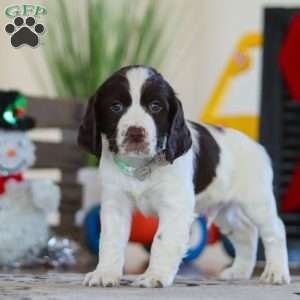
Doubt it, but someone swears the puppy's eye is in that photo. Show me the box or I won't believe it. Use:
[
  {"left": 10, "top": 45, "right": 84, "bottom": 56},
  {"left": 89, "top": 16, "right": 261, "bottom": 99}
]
[
  {"left": 148, "top": 101, "right": 162, "bottom": 114},
  {"left": 110, "top": 101, "right": 124, "bottom": 113}
]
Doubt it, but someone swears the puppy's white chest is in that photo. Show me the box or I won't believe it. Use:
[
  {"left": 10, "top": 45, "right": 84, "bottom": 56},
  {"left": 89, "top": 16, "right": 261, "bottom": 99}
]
[{"left": 132, "top": 190, "right": 158, "bottom": 216}]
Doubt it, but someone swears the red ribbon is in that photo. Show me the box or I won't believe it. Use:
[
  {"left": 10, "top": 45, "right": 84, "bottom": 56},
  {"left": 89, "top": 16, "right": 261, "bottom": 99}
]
[{"left": 0, "top": 173, "right": 23, "bottom": 195}]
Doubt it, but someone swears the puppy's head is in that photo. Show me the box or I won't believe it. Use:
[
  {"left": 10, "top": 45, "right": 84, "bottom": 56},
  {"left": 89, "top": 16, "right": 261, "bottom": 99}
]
[{"left": 78, "top": 65, "right": 192, "bottom": 163}]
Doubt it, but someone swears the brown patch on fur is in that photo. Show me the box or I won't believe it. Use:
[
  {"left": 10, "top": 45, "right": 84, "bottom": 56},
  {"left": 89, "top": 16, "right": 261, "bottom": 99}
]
[
  {"left": 78, "top": 65, "right": 192, "bottom": 162},
  {"left": 190, "top": 122, "right": 220, "bottom": 194}
]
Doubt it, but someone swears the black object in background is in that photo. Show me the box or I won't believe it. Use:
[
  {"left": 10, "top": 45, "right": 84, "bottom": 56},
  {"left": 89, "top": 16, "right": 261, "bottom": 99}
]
[{"left": 260, "top": 7, "right": 300, "bottom": 261}]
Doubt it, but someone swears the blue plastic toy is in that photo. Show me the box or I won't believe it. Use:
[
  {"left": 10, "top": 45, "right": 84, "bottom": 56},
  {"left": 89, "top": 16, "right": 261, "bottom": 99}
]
[{"left": 84, "top": 205, "right": 208, "bottom": 262}]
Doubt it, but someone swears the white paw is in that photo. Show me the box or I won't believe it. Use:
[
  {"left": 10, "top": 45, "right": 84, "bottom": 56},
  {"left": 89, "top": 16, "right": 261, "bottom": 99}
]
[
  {"left": 83, "top": 271, "right": 120, "bottom": 287},
  {"left": 131, "top": 273, "right": 173, "bottom": 288},
  {"left": 219, "top": 265, "right": 251, "bottom": 280},
  {"left": 260, "top": 263, "right": 290, "bottom": 285}
]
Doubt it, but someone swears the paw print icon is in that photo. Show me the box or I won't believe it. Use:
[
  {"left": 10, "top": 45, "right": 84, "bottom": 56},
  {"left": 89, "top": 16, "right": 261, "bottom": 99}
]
[{"left": 5, "top": 16, "right": 44, "bottom": 48}]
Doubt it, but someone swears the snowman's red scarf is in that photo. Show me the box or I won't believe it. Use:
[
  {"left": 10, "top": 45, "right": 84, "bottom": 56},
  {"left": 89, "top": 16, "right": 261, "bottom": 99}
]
[{"left": 0, "top": 173, "right": 23, "bottom": 195}]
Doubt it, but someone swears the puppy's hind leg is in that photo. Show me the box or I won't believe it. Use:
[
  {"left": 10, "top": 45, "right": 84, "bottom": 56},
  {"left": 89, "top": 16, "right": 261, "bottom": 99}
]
[
  {"left": 215, "top": 204, "right": 258, "bottom": 280},
  {"left": 242, "top": 190, "right": 290, "bottom": 285}
]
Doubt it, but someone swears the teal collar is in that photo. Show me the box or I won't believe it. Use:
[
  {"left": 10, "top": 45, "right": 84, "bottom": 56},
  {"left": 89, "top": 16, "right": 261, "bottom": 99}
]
[
  {"left": 113, "top": 152, "right": 168, "bottom": 181},
  {"left": 113, "top": 137, "right": 168, "bottom": 181}
]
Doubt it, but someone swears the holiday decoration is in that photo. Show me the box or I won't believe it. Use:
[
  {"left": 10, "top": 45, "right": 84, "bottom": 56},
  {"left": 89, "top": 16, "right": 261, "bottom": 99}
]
[
  {"left": 10, "top": 236, "right": 79, "bottom": 269},
  {"left": 279, "top": 15, "right": 300, "bottom": 102},
  {"left": 0, "top": 91, "right": 61, "bottom": 266}
]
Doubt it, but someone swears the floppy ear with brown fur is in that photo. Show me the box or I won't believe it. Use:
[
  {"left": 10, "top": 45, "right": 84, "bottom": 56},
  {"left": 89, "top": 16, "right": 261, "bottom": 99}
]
[
  {"left": 165, "top": 97, "right": 192, "bottom": 163},
  {"left": 78, "top": 96, "right": 102, "bottom": 159}
]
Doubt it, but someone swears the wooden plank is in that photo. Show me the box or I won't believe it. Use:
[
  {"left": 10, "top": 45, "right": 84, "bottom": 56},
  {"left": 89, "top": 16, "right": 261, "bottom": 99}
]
[
  {"left": 52, "top": 225, "right": 83, "bottom": 242},
  {"left": 62, "top": 129, "right": 79, "bottom": 144},
  {"left": 59, "top": 184, "right": 82, "bottom": 211},
  {"left": 60, "top": 203, "right": 81, "bottom": 212},
  {"left": 59, "top": 183, "right": 82, "bottom": 205},
  {"left": 27, "top": 96, "right": 86, "bottom": 129},
  {"left": 34, "top": 142, "right": 87, "bottom": 170},
  {"left": 58, "top": 213, "right": 76, "bottom": 227},
  {"left": 62, "top": 172, "right": 81, "bottom": 184},
  {"left": 24, "top": 97, "right": 87, "bottom": 244},
  {"left": 59, "top": 199, "right": 82, "bottom": 211}
]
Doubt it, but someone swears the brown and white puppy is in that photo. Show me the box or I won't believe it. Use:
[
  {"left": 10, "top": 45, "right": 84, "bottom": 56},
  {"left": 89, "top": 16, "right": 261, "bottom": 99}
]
[{"left": 78, "top": 65, "right": 290, "bottom": 287}]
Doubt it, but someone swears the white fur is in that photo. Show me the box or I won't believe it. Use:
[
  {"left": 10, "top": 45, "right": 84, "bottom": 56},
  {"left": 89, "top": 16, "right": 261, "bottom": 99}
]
[
  {"left": 0, "top": 131, "right": 60, "bottom": 265},
  {"left": 84, "top": 67, "right": 290, "bottom": 288},
  {"left": 194, "top": 126, "right": 290, "bottom": 285},
  {"left": 117, "top": 68, "right": 157, "bottom": 158}
]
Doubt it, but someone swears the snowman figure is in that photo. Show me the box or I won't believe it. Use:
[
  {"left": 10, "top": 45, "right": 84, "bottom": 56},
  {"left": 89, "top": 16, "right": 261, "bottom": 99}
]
[{"left": 0, "top": 91, "right": 60, "bottom": 266}]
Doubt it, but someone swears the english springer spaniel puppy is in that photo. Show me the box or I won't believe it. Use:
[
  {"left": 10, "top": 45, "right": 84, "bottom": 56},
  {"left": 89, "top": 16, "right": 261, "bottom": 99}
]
[{"left": 78, "top": 65, "right": 290, "bottom": 288}]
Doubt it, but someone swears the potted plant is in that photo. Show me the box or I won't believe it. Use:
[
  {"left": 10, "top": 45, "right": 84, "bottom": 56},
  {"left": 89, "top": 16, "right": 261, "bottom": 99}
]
[{"left": 33, "top": 0, "right": 171, "bottom": 220}]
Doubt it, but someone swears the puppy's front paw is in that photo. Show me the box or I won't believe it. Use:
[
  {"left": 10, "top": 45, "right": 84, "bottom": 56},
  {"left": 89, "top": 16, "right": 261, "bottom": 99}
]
[
  {"left": 219, "top": 265, "right": 252, "bottom": 280},
  {"left": 131, "top": 273, "right": 173, "bottom": 288},
  {"left": 260, "top": 263, "right": 290, "bottom": 285},
  {"left": 83, "top": 271, "right": 120, "bottom": 287}
]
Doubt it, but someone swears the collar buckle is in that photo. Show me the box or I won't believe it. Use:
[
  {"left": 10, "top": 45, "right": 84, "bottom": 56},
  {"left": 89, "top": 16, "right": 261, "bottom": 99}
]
[{"left": 134, "top": 166, "right": 152, "bottom": 181}]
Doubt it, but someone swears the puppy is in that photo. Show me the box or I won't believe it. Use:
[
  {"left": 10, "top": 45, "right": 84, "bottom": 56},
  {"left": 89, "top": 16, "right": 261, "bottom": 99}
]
[{"left": 78, "top": 65, "right": 290, "bottom": 287}]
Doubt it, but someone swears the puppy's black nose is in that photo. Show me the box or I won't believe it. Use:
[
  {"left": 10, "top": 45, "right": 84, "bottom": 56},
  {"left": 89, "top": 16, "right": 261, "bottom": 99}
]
[{"left": 126, "top": 126, "right": 146, "bottom": 143}]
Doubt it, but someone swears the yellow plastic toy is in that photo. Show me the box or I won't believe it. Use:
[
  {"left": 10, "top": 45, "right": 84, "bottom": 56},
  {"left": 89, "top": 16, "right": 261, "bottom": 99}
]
[{"left": 200, "top": 33, "right": 263, "bottom": 140}]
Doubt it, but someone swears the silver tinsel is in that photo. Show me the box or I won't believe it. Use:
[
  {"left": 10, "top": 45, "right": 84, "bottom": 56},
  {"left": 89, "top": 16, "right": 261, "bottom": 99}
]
[{"left": 8, "top": 236, "right": 79, "bottom": 269}]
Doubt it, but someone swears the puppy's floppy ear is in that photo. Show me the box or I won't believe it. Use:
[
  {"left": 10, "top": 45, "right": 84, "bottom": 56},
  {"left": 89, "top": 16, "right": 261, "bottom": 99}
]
[
  {"left": 165, "top": 96, "right": 192, "bottom": 163},
  {"left": 78, "top": 96, "right": 102, "bottom": 159}
]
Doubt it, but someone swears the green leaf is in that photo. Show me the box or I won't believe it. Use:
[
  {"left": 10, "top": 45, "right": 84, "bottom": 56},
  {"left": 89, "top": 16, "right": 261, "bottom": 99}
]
[{"left": 34, "top": 0, "right": 172, "bottom": 100}]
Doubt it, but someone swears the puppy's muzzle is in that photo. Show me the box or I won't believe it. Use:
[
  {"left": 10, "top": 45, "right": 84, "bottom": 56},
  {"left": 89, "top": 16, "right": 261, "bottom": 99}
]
[{"left": 126, "top": 126, "right": 146, "bottom": 144}]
